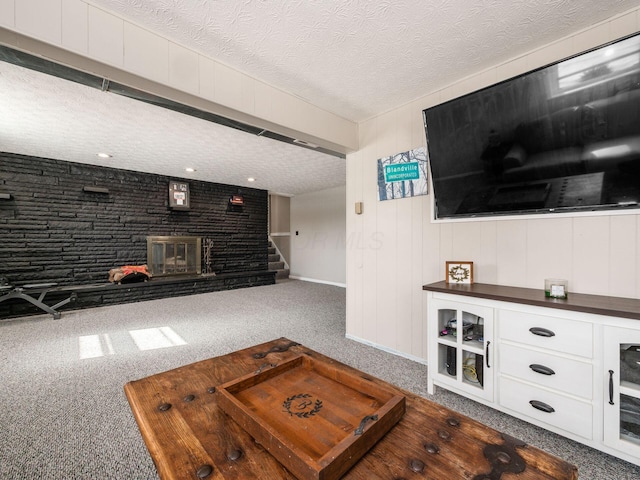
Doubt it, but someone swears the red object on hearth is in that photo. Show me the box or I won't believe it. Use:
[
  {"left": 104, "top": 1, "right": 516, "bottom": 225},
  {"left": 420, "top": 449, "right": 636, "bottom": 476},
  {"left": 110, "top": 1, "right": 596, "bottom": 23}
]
[{"left": 108, "top": 265, "right": 152, "bottom": 283}]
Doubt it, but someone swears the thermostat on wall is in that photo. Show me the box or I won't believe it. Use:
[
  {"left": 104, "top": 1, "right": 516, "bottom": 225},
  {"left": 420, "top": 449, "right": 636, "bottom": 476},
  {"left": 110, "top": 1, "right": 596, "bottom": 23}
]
[{"left": 169, "top": 180, "right": 190, "bottom": 210}]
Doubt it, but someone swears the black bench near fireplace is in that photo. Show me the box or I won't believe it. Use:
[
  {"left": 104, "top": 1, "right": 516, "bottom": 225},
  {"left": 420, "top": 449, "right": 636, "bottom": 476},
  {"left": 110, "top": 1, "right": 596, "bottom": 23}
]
[
  {"left": 1, "top": 233, "right": 275, "bottom": 320},
  {"left": 0, "top": 270, "right": 276, "bottom": 320}
]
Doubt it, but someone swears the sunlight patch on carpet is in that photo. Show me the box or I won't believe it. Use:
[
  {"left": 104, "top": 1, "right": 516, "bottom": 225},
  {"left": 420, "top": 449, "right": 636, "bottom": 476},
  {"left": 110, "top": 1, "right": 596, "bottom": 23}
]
[
  {"left": 128, "top": 326, "right": 187, "bottom": 351},
  {"left": 78, "top": 334, "right": 115, "bottom": 359}
]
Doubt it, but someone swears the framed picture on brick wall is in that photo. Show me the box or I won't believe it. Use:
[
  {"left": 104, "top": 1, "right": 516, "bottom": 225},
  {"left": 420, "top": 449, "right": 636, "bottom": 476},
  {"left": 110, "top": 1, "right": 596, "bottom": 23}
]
[{"left": 169, "top": 180, "right": 190, "bottom": 210}]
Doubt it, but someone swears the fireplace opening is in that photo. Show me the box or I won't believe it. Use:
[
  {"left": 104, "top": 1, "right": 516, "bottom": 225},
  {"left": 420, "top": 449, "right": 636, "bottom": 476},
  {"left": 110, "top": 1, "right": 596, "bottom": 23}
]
[{"left": 146, "top": 236, "right": 202, "bottom": 277}]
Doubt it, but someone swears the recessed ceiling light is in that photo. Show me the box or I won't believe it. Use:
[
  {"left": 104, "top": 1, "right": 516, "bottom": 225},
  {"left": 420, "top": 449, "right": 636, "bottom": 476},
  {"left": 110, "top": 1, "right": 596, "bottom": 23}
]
[
  {"left": 247, "top": 177, "right": 256, "bottom": 182},
  {"left": 185, "top": 167, "right": 196, "bottom": 173},
  {"left": 97, "top": 153, "right": 112, "bottom": 159}
]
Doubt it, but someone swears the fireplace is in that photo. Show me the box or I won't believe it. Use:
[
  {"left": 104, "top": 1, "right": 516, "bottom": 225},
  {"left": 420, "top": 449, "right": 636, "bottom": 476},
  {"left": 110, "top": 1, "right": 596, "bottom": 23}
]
[{"left": 146, "top": 236, "right": 202, "bottom": 277}]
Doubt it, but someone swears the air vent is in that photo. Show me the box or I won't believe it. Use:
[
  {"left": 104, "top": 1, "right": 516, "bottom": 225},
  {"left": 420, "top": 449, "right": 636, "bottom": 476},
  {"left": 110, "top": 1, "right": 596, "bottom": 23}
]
[{"left": 293, "top": 139, "right": 319, "bottom": 149}]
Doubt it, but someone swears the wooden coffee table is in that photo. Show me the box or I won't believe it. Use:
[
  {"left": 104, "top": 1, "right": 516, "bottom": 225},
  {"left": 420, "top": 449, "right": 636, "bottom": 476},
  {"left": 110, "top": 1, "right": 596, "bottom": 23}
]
[{"left": 124, "top": 338, "right": 578, "bottom": 480}]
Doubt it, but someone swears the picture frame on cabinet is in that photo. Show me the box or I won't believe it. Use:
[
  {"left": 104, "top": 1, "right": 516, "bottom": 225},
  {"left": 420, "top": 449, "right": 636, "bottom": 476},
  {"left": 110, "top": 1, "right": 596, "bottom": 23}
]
[{"left": 446, "top": 261, "right": 474, "bottom": 284}]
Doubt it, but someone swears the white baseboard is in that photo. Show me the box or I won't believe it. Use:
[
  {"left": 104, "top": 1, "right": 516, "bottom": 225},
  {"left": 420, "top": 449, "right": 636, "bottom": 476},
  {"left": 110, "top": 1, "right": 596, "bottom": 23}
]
[
  {"left": 345, "top": 334, "right": 428, "bottom": 365},
  {"left": 288, "top": 275, "right": 346, "bottom": 288}
]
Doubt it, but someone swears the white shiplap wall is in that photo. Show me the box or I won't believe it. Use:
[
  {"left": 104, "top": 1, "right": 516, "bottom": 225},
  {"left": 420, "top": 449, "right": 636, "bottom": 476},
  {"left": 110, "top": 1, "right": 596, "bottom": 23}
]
[{"left": 346, "top": 8, "right": 640, "bottom": 362}]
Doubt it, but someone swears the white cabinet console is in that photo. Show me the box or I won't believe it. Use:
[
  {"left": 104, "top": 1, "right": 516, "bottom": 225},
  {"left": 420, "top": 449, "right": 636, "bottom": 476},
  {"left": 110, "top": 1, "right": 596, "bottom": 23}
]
[{"left": 423, "top": 281, "right": 640, "bottom": 466}]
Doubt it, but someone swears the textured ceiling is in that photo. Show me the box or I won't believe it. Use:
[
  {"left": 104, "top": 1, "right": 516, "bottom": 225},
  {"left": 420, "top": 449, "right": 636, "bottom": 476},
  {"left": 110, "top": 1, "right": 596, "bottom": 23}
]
[
  {"left": 0, "top": 61, "right": 345, "bottom": 196},
  {"left": 1, "top": 1, "right": 637, "bottom": 196},
  {"left": 86, "top": 0, "right": 638, "bottom": 122}
]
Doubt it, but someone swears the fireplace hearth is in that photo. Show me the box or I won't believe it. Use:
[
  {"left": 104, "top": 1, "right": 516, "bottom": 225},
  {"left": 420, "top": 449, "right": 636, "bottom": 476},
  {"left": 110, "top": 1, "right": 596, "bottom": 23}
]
[{"left": 147, "top": 236, "right": 201, "bottom": 277}]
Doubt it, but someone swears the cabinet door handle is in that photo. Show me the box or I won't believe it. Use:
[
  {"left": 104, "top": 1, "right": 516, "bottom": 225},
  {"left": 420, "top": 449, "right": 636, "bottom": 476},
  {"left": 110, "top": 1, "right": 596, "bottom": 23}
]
[
  {"left": 529, "top": 327, "right": 555, "bottom": 337},
  {"left": 529, "top": 400, "right": 555, "bottom": 413},
  {"left": 609, "top": 370, "right": 615, "bottom": 405},
  {"left": 485, "top": 341, "right": 491, "bottom": 368},
  {"left": 529, "top": 364, "right": 555, "bottom": 376}
]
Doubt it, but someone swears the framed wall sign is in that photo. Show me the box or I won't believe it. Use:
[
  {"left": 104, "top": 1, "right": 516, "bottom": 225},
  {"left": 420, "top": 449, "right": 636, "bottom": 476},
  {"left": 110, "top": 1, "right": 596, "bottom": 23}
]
[
  {"left": 446, "top": 261, "right": 474, "bottom": 284},
  {"left": 377, "top": 146, "right": 428, "bottom": 201},
  {"left": 169, "top": 180, "right": 190, "bottom": 210}
]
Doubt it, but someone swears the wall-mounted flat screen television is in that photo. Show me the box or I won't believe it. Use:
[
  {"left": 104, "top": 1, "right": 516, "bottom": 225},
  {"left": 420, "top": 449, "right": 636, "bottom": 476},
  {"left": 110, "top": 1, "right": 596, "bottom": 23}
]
[{"left": 423, "top": 33, "right": 640, "bottom": 220}]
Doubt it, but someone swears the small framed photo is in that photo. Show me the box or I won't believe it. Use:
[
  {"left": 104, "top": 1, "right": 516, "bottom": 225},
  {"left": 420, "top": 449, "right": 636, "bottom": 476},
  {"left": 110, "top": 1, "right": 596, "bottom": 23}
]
[{"left": 446, "top": 261, "right": 474, "bottom": 284}]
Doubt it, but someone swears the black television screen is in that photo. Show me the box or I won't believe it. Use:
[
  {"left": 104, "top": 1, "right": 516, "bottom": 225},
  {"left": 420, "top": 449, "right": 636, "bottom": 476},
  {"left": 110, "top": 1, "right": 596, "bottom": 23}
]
[{"left": 423, "top": 33, "right": 640, "bottom": 219}]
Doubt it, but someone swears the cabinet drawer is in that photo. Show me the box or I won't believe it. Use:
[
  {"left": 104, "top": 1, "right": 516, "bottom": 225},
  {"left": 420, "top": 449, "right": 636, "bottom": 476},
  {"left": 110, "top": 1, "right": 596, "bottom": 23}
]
[
  {"left": 499, "top": 343, "right": 592, "bottom": 399},
  {"left": 498, "top": 309, "right": 593, "bottom": 358},
  {"left": 499, "top": 377, "right": 592, "bottom": 439}
]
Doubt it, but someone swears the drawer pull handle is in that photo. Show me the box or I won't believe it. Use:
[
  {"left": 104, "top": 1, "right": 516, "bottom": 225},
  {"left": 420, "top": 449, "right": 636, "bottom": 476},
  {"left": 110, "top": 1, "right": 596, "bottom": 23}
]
[
  {"left": 529, "top": 327, "right": 555, "bottom": 337},
  {"left": 529, "top": 400, "right": 555, "bottom": 413},
  {"left": 609, "top": 370, "right": 615, "bottom": 405},
  {"left": 529, "top": 364, "right": 555, "bottom": 376},
  {"left": 486, "top": 341, "right": 491, "bottom": 368}
]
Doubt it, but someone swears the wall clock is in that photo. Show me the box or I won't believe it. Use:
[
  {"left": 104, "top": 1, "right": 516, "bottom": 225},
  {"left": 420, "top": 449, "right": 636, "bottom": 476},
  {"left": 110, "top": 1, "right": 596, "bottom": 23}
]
[{"left": 446, "top": 261, "right": 474, "bottom": 284}]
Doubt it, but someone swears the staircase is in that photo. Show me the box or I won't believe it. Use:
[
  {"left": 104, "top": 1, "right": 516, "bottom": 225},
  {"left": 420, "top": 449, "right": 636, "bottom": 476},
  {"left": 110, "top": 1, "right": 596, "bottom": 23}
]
[{"left": 268, "top": 240, "right": 289, "bottom": 280}]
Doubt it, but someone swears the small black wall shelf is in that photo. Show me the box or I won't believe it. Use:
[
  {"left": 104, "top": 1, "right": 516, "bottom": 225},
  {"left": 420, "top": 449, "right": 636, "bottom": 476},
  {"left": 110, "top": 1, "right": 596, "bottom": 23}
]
[{"left": 82, "top": 186, "right": 110, "bottom": 194}]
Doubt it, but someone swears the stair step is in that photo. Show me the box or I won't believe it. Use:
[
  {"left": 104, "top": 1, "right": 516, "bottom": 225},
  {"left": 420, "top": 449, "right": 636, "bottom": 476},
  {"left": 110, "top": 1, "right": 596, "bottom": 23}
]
[
  {"left": 268, "top": 254, "right": 280, "bottom": 262},
  {"left": 276, "top": 269, "right": 290, "bottom": 279},
  {"left": 268, "top": 247, "right": 276, "bottom": 254},
  {"left": 269, "top": 261, "right": 285, "bottom": 270}
]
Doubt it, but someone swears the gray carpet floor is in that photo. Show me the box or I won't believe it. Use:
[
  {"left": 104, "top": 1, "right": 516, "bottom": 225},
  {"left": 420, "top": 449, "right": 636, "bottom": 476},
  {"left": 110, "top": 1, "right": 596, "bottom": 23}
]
[{"left": 0, "top": 279, "right": 638, "bottom": 479}]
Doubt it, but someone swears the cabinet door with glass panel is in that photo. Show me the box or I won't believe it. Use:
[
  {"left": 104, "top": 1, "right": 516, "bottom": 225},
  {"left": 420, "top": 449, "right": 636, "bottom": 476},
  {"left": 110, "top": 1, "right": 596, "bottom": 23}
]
[
  {"left": 603, "top": 326, "right": 640, "bottom": 458},
  {"left": 428, "top": 298, "right": 494, "bottom": 402}
]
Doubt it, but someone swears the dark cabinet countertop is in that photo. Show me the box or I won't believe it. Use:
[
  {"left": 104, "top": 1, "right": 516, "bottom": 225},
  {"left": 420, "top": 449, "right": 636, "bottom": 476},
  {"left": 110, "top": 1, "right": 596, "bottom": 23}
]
[{"left": 423, "top": 281, "right": 640, "bottom": 320}]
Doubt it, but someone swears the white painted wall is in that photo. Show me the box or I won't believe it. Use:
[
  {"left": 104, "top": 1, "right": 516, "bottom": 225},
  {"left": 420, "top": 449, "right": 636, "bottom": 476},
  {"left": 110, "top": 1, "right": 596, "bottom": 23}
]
[
  {"left": 290, "top": 186, "right": 346, "bottom": 287},
  {"left": 346, "top": 8, "right": 640, "bottom": 361}
]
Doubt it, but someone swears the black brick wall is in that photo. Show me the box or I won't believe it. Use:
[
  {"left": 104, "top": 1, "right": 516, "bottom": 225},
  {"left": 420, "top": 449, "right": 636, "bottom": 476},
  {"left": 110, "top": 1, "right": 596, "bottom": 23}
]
[{"left": 0, "top": 152, "right": 273, "bottom": 317}]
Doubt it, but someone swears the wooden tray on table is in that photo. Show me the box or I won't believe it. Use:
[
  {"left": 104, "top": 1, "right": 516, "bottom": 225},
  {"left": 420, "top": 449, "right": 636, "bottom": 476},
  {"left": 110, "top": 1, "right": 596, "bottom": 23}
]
[{"left": 216, "top": 354, "right": 406, "bottom": 480}]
